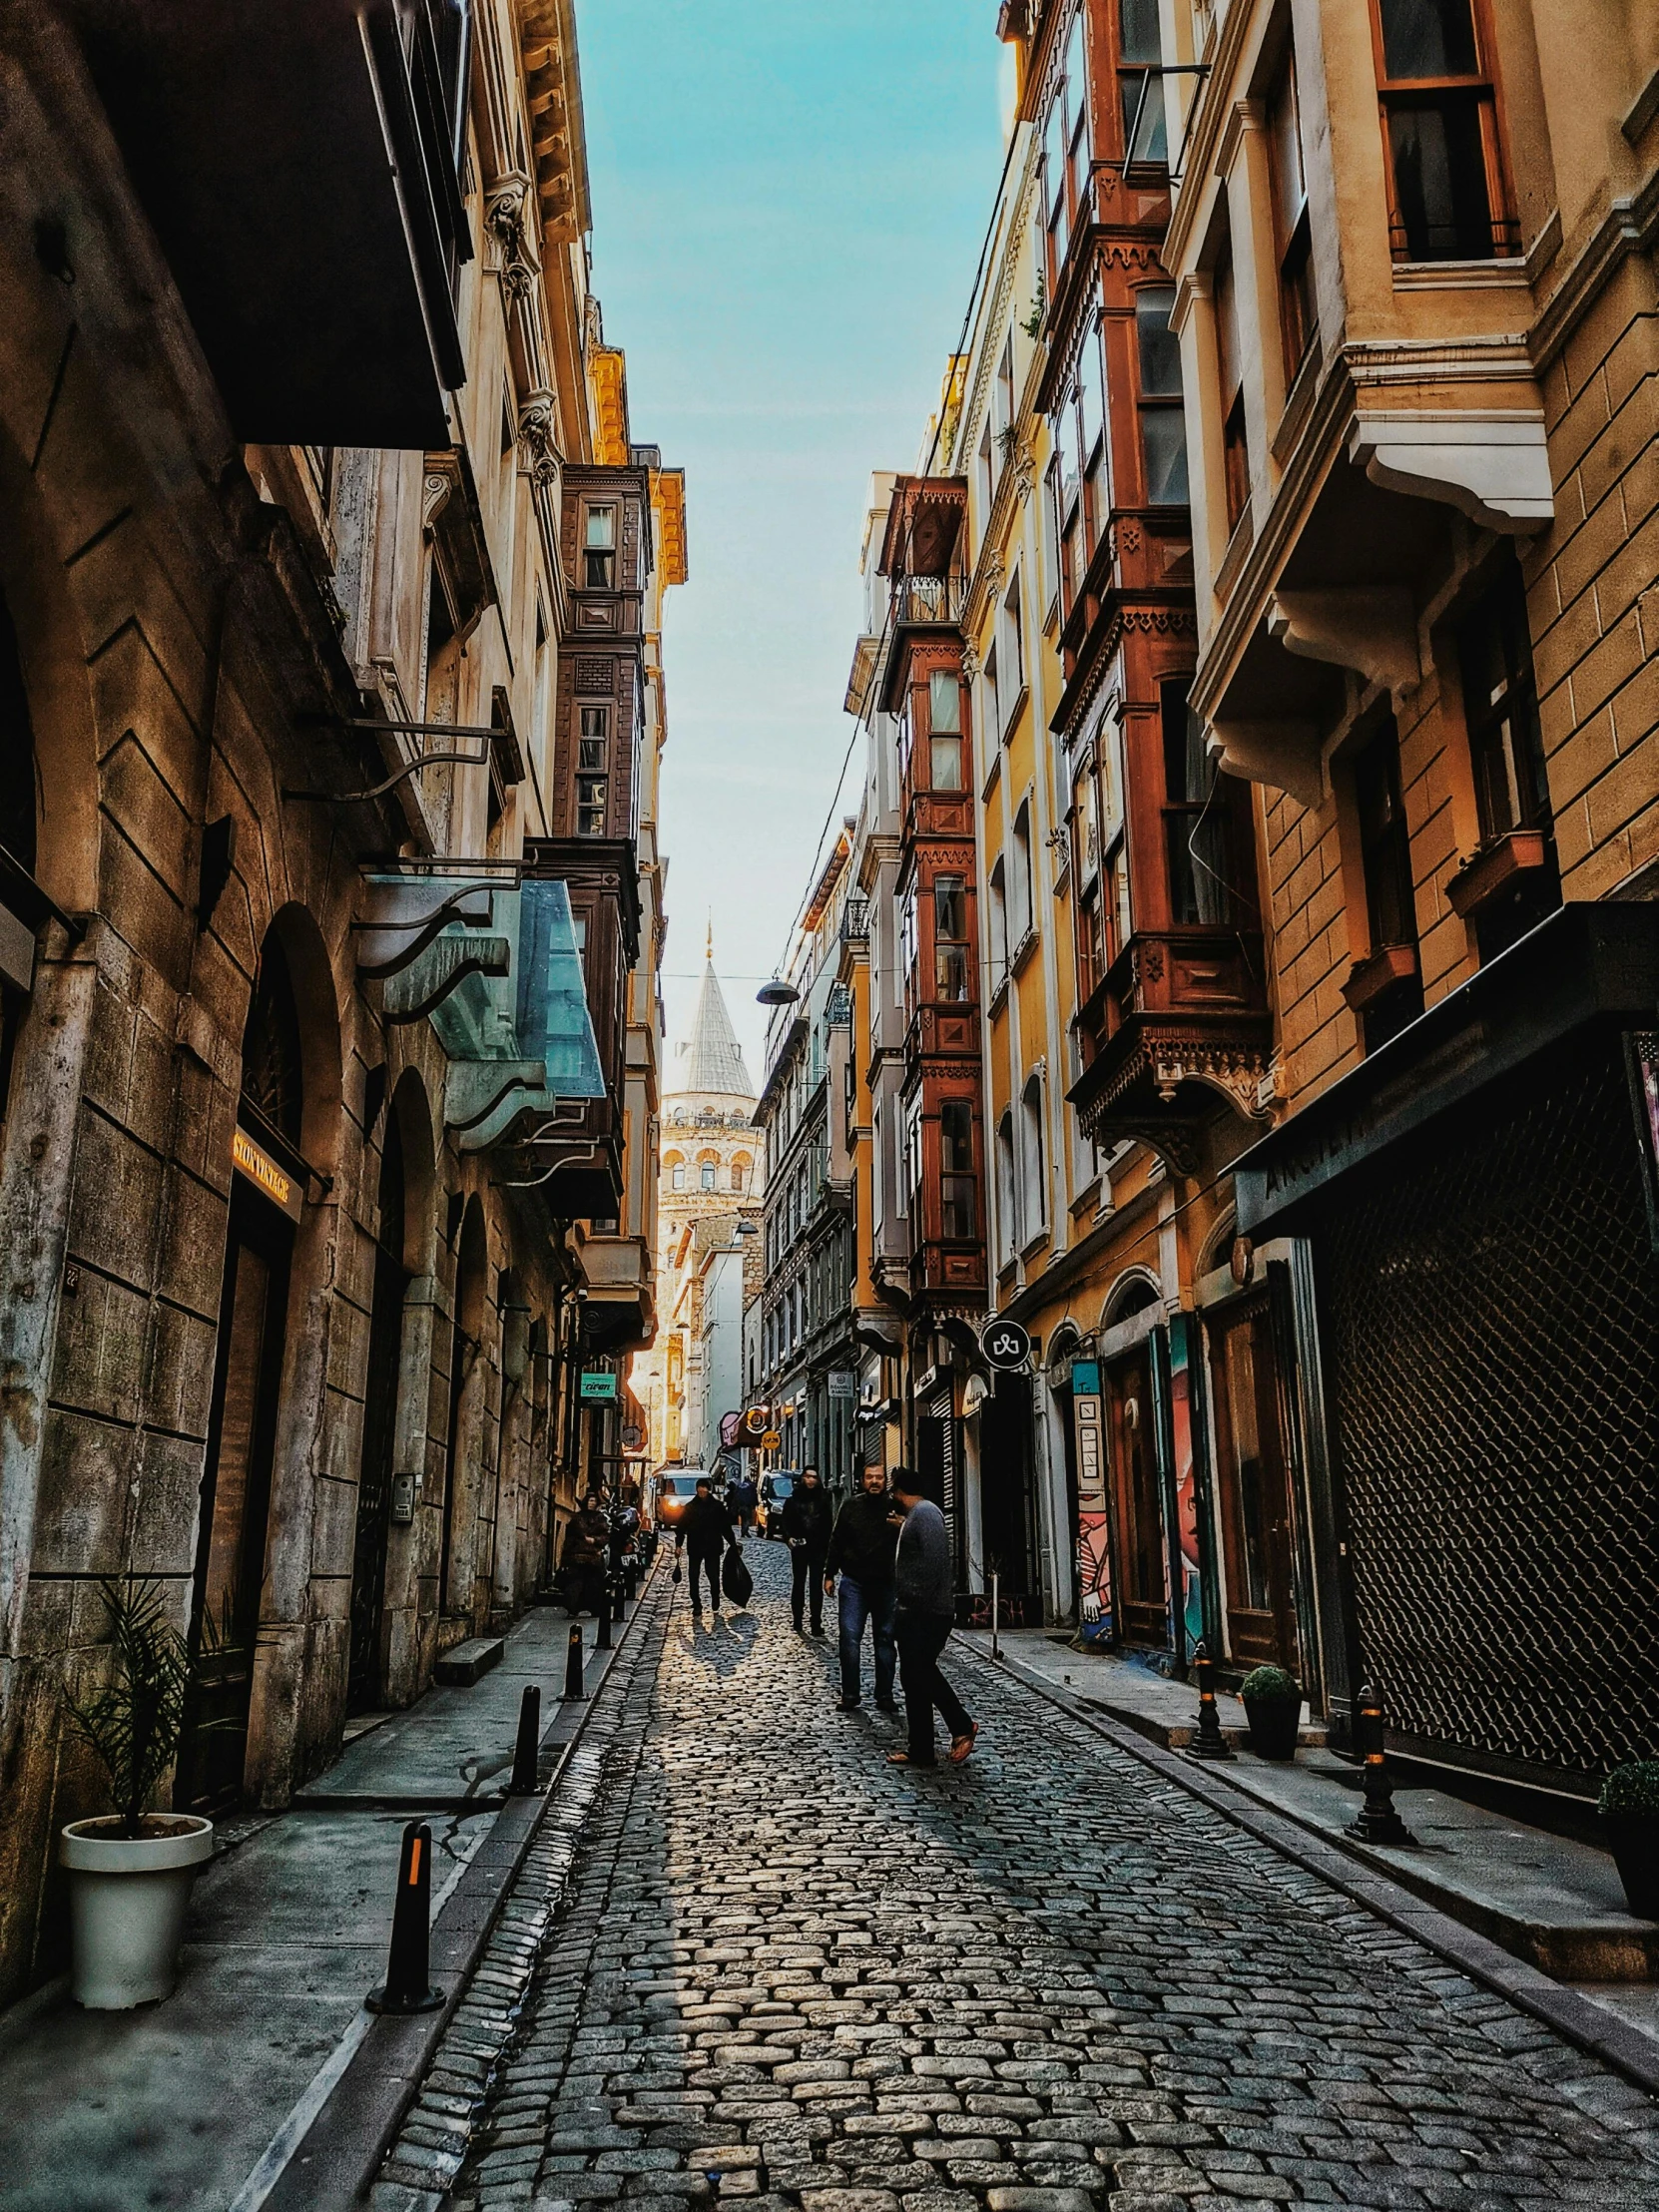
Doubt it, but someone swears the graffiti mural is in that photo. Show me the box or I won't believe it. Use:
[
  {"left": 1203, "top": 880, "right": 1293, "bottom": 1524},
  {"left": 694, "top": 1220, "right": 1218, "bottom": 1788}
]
[
  {"left": 1070, "top": 1360, "right": 1112, "bottom": 1643},
  {"left": 1166, "top": 1327, "right": 1204, "bottom": 1652}
]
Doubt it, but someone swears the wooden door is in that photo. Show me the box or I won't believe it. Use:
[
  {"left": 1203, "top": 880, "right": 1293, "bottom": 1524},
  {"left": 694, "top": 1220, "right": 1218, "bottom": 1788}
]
[
  {"left": 1106, "top": 1343, "right": 1168, "bottom": 1645},
  {"left": 1208, "top": 1295, "right": 1300, "bottom": 1670},
  {"left": 179, "top": 1186, "right": 291, "bottom": 1812}
]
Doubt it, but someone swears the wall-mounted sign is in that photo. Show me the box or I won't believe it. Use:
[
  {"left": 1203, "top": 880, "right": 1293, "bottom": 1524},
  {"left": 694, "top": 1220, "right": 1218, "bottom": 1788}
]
[
  {"left": 622, "top": 1422, "right": 645, "bottom": 1451},
  {"left": 827, "top": 1370, "right": 856, "bottom": 1399},
  {"left": 232, "top": 1125, "right": 303, "bottom": 1223},
  {"left": 981, "top": 1317, "right": 1031, "bottom": 1371},
  {"left": 761, "top": 1429, "right": 783, "bottom": 1451},
  {"left": 580, "top": 1370, "right": 619, "bottom": 1401},
  {"left": 743, "top": 1407, "right": 770, "bottom": 1437}
]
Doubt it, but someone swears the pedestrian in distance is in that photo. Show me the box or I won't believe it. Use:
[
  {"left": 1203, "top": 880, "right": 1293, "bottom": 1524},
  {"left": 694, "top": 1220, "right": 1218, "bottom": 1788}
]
[
  {"left": 824, "top": 1463, "right": 900, "bottom": 1713},
  {"left": 675, "top": 1475, "right": 733, "bottom": 1621},
  {"left": 780, "top": 1465, "right": 833, "bottom": 1635},
  {"left": 562, "top": 1491, "right": 612, "bottom": 1618},
  {"left": 887, "top": 1467, "right": 977, "bottom": 1769},
  {"left": 729, "top": 1467, "right": 759, "bottom": 1537}
]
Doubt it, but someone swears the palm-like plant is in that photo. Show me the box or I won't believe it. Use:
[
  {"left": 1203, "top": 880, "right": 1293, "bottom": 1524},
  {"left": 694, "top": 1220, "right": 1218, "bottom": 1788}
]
[{"left": 64, "top": 1580, "right": 192, "bottom": 1839}]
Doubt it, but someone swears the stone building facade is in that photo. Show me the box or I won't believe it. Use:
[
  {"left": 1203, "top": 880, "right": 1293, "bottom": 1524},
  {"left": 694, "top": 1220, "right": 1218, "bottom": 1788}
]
[{"left": 0, "top": 0, "right": 678, "bottom": 2002}]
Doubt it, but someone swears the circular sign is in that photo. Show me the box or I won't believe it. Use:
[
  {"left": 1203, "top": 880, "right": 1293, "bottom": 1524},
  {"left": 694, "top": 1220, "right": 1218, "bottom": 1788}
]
[{"left": 981, "top": 1318, "right": 1031, "bottom": 1370}]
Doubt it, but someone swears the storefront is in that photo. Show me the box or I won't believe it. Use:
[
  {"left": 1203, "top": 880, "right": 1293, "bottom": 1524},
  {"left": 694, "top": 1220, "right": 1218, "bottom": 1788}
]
[{"left": 1235, "top": 905, "right": 1659, "bottom": 1791}]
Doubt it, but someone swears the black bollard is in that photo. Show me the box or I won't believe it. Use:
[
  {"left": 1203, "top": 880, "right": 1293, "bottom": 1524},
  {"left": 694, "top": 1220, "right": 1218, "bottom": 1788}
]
[
  {"left": 563, "top": 1621, "right": 586, "bottom": 1701},
  {"left": 595, "top": 1586, "right": 613, "bottom": 1650},
  {"left": 625, "top": 1559, "right": 639, "bottom": 1601},
  {"left": 612, "top": 1574, "right": 626, "bottom": 1624},
  {"left": 1346, "top": 1682, "right": 1415, "bottom": 1844},
  {"left": 1188, "top": 1641, "right": 1235, "bottom": 1761},
  {"left": 366, "top": 1821, "right": 444, "bottom": 2013},
  {"left": 509, "top": 1685, "right": 542, "bottom": 1796}
]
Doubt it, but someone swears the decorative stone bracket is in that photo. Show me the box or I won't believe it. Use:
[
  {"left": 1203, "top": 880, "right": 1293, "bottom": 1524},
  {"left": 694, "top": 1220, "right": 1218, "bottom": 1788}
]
[
  {"left": 1268, "top": 586, "right": 1421, "bottom": 704},
  {"left": 1208, "top": 717, "right": 1323, "bottom": 808},
  {"left": 1348, "top": 408, "right": 1553, "bottom": 533}
]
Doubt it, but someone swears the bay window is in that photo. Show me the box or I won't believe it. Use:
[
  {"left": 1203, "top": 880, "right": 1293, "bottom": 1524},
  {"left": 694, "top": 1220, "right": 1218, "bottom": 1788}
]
[
  {"left": 1042, "top": 9, "right": 1092, "bottom": 290},
  {"left": 1371, "top": 0, "right": 1514, "bottom": 262},
  {"left": 1119, "top": 0, "right": 1167, "bottom": 168},
  {"left": 928, "top": 669, "right": 964, "bottom": 790},
  {"left": 1162, "top": 678, "right": 1236, "bottom": 925},
  {"left": 583, "top": 503, "right": 616, "bottom": 588},
  {"left": 934, "top": 873, "right": 970, "bottom": 1002},
  {"left": 1269, "top": 43, "right": 1318, "bottom": 376},
  {"left": 939, "top": 1099, "right": 977, "bottom": 1240},
  {"left": 1215, "top": 241, "right": 1249, "bottom": 531},
  {"left": 1135, "top": 286, "right": 1188, "bottom": 505}
]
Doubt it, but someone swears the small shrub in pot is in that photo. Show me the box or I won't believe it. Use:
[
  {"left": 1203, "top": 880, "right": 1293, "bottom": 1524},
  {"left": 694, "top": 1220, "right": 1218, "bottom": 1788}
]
[
  {"left": 59, "top": 1580, "right": 216, "bottom": 2009},
  {"left": 1240, "top": 1664, "right": 1303, "bottom": 1761},
  {"left": 1599, "top": 1762, "right": 1659, "bottom": 1921}
]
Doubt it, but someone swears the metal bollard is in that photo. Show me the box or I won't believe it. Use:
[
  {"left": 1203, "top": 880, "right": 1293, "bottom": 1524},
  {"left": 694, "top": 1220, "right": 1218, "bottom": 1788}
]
[
  {"left": 509, "top": 1685, "right": 541, "bottom": 1796},
  {"left": 563, "top": 1621, "right": 586, "bottom": 1701},
  {"left": 625, "top": 1559, "right": 639, "bottom": 1601},
  {"left": 612, "top": 1574, "right": 626, "bottom": 1624},
  {"left": 1188, "top": 1641, "right": 1235, "bottom": 1760},
  {"left": 595, "top": 1590, "right": 613, "bottom": 1650},
  {"left": 1345, "top": 1682, "right": 1416, "bottom": 1844},
  {"left": 366, "top": 1821, "right": 444, "bottom": 2013}
]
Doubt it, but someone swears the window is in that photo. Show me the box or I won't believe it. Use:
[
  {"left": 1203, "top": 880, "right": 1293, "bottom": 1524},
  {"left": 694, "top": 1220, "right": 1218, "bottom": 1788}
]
[
  {"left": 939, "top": 1099, "right": 976, "bottom": 1240},
  {"left": 1162, "top": 678, "right": 1236, "bottom": 925},
  {"left": 1119, "top": 0, "right": 1167, "bottom": 167},
  {"left": 672, "top": 1164, "right": 686, "bottom": 1191},
  {"left": 579, "top": 704, "right": 609, "bottom": 775},
  {"left": 1080, "top": 322, "right": 1109, "bottom": 544},
  {"left": 977, "top": 422, "right": 994, "bottom": 528},
  {"left": 1135, "top": 287, "right": 1189, "bottom": 506},
  {"left": 1371, "top": 0, "right": 1513, "bottom": 262},
  {"left": 1456, "top": 553, "right": 1550, "bottom": 843},
  {"left": 1075, "top": 759, "right": 1107, "bottom": 1000},
  {"left": 1268, "top": 44, "right": 1318, "bottom": 377},
  {"left": 1355, "top": 722, "right": 1416, "bottom": 956},
  {"left": 1042, "top": 10, "right": 1092, "bottom": 288},
  {"left": 1040, "top": 457, "right": 1061, "bottom": 617},
  {"left": 934, "top": 874, "right": 970, "bottom": 1002},
  {"left": 899, "top": 882, "right": 918, "bottom": 1018},
  {"left": 928, "top": 669, "right": 964, "bottom": 791},
  {"left": 988, "top": 857, "right": 1009, "bottom": 987},
  {"left": 1215, "top": 243, "right": 1249, "bottom": 531},
  {"left": 983, "top": 645, "right": 1000, "bottom": 750},
  {"left": 995, "top": 338, "right": 1015, "bottom": 455},
  {"left": 583, "top": 503, "right": 616, "bottom": 588},
  {"left": 1020, "top": 1074, "right": 1047, "bottom": 1237},
  {"left": 577, "top": 770, "right": 607, "bottom": 835},
  {"left": 732, "top": 1161, "right": 747, "bottom": 1192},
  {"left": 701, "top": 1162, "right": 717, "bottom": 1191},
  {"left": 1010, "top": 804, "right": 1034, "bottom": 947},
  {"left": 997, "top": 577, "right": 1024, "bottom": 730},
  {"left": 996, "top": 1114, "right": 1017, "bottom": 1261}
]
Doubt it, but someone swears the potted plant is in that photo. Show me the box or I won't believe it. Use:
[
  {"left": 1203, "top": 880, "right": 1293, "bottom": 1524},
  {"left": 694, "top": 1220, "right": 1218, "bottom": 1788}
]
[
  {"left": 1240, "top": 1664, "right": 1304, "bottom": 1761},
  {"left": 1599, "top": 1762, "right": 1659, "bottom": 1920},
  {"left": 59, "top": 1580, "right": 216, "bottom": 2009}
]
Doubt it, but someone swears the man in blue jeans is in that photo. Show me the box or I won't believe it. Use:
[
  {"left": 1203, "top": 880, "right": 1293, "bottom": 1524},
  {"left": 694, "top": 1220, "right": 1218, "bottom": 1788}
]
[{"left": 824, "top": 1463, "right": 900, "bottom": 1713}]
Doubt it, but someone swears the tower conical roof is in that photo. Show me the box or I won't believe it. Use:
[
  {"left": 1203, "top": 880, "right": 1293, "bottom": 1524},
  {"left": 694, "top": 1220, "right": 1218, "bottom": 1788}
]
[{"left": 673, "top": 942, "right": 755, "bottom": 1102}]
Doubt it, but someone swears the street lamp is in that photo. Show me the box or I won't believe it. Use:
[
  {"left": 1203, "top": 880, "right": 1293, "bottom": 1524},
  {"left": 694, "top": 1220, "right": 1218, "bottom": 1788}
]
[{"left": 756, "top": 975, "right": 799, "bottom": 1006}]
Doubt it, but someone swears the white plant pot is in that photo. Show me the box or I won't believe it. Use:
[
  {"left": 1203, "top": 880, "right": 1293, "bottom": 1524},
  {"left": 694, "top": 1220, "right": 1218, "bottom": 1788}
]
[{"left": 60, "top": 1815, "right": 215, "bottom": 2009}]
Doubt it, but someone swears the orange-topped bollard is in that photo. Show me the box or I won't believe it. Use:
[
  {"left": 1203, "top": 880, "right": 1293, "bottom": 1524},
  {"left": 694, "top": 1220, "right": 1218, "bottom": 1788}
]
[{"left": 366, "top": 1821, "right": 443, "bottom": 2014}]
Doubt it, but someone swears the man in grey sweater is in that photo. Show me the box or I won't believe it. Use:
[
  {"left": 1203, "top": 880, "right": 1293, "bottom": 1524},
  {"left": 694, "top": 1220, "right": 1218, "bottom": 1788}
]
[{"left": 886, "top": 1467, "right": 977, "bottom": 1768}]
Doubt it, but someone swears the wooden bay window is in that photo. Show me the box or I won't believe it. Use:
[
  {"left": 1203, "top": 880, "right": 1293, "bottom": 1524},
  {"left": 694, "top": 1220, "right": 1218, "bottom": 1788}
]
[{"left": 1370, "top": 0, "right": 1516, "bottom": 262}]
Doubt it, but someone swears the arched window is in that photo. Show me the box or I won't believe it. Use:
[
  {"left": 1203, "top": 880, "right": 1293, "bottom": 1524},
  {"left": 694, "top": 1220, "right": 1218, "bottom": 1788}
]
[
  {"left": 243, "top": 937, "right": 304, "bottom": 1147},
  {"left": 700, "top": 1162, "right": 717, "bottom": 1191},
  {"left": 1020, "top": 1072, "right": 1046, "bottom": 1237},
  {"left": 996, "top": 1111, "right": 1017, "bottom": 1262},
  {"left": 731, "top": 1157, "right": 749, "bottom": 1192}
]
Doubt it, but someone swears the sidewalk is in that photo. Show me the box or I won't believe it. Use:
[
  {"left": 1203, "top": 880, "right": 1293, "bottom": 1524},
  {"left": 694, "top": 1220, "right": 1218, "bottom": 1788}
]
[
  {"left": 965, "top": 1626, "right": 1659, "bottom": 2047},
  {"left": 0, "top": 1594, "right": 647, "bottom": 2212}
]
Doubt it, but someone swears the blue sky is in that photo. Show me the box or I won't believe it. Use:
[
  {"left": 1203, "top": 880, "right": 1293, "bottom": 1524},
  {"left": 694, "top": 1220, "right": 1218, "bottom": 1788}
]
[{"left": 577, "top": 1, "right": 1006, "bottom": 1083}]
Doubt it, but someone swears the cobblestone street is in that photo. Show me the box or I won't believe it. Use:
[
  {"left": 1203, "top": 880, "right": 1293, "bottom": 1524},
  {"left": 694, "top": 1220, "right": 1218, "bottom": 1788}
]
[{"left": 377, "top": 1548, "right": 1659, "bottom": 2212}]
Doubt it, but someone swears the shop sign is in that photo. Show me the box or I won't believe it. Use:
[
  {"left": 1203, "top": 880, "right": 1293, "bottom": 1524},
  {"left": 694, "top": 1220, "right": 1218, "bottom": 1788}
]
[
  {"left": 743, "top": 1407, "right": 770, "bottom": 1437},
  {"left": 981, "top": 1317, "right": 1031, "bottom": 1370},
  {"left": 580, "top": 1370, "right": 619, "bottom": 1401},
  {"left": 827, "top": 1370, "right": 856, "bottom": 1398},
  {"left": 761, "top": 1429, "right": 783, "bottom": 1451},
  {"left": 622, "top": 1422, "right": 644, "bottom": 1452},
  {"left": 232, "top": 1125, "right": 303, "bottom": 1223}
]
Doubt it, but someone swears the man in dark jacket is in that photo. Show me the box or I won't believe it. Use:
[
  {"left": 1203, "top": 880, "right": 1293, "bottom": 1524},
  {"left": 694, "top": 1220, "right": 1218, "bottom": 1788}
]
[
  {"left": 779, "top": 1466, "right": 833, "bottom": 1634},
  {"left": 887, "top": 1466, "right": 976, "bottom": 1769},
  {"left": 825, "top": 1463, "right": 899, "bottom": 1713},
  {"left": 675, "top": 1477, "right": 733, "bottom": 1619},
  {"left": 562, "top": 1493, "right": 612, "bottom": 1617}
]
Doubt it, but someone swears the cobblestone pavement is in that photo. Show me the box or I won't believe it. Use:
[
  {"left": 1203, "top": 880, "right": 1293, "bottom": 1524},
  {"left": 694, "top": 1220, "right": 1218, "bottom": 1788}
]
[{"left": 382, "top": 1543, "right": 1659, "bottom": 2211}]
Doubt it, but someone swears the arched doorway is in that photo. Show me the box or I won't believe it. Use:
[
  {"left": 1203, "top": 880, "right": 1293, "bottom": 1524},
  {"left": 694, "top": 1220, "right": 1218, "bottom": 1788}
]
[
  {"left": 181, "top": 936, "right": 306, "bottom": 1811},
  {"left": 348, "top": 1104, "right": 410, "bottom": 1709},
  {"left": 1102, "top": 1275, "right": 1166, "bottom": 1650}
]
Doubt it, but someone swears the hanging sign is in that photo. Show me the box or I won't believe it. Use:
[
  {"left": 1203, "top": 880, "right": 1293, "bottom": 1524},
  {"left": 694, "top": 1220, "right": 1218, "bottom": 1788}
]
[
  {"left": 580, "top": 1370, "right": 619, "bottom": 1401},
  {"left": 827, "top": 1370, "right": 856, "bottom": 1398},
  {"left": 232, "top": 1125, "right": 303, "bottom": 1223},
  {"left": 761, "top": 1429, "right": 783, "bottom": 1451},
  {"left": 981, "top": 1317, "right": 1031, "bottom": 1371}
]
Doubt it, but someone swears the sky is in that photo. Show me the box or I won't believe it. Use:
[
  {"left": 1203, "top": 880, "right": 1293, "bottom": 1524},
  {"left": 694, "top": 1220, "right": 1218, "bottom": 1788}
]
[{"left": 576, "top": 1, "right": 1007, "bottom": 1085}]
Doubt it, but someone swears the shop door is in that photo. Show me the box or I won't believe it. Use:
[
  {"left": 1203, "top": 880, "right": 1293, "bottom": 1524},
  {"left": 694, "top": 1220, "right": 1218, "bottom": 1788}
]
[
  {"left": 180, "top": 1182, "right": 291, "bottom": 1813},
  {"left": 978, "top": 1374, "right": 1036, "bottom": 1600},
  {"left": 1106, "top": 1343, "right": 1168, "bottom": 1645},
  {"left": 1208, "top": 1295, "right": 1301, "bottom": 1670}
]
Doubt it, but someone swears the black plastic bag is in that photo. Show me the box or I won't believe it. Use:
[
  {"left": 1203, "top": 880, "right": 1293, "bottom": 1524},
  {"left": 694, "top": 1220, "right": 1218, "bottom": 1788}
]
[{"left": 721, "top": 1546, "right": 754, "bottom": 1608}]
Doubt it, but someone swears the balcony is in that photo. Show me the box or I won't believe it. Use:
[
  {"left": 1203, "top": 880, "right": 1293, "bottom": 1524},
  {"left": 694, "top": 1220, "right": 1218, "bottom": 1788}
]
[
  {"left": 69, "top": 0, "right": 474, "bottom": 445},
  {"left": 888, "top": 572, "right": 968, "bottom": 632},
  {"left": 1067, "top": 927, "right": 1273, "bottom": 1175},
  {"left": 839, "top": 896, "right": 869, "bottom": 946}
]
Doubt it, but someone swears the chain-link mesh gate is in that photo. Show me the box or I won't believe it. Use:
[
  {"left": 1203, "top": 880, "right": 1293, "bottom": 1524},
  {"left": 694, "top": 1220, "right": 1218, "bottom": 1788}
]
[{"left": 1317, "top": 1033, "right": 1659, "bottom": 1786}]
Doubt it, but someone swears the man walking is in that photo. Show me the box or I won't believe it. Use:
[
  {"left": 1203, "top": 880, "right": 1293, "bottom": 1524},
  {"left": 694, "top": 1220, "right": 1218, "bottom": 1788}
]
[
  {"left": 887, "top": 1467, "right": 977, "bottom": 1768},
  {"left": 780, "top": 1465, "right": 833, "bottom": 1634},
  {"left": 675, "top": 1475, "right": 732, "bottom": 1621},
  {"left": 824, "top": 1464, "right": 899, "bottom": 1713}
]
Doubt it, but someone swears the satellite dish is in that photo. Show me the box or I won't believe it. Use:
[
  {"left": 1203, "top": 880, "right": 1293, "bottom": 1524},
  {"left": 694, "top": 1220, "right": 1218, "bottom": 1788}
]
[{"left": 756, "top": 976, "right": 799, "bottom": 1006}]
